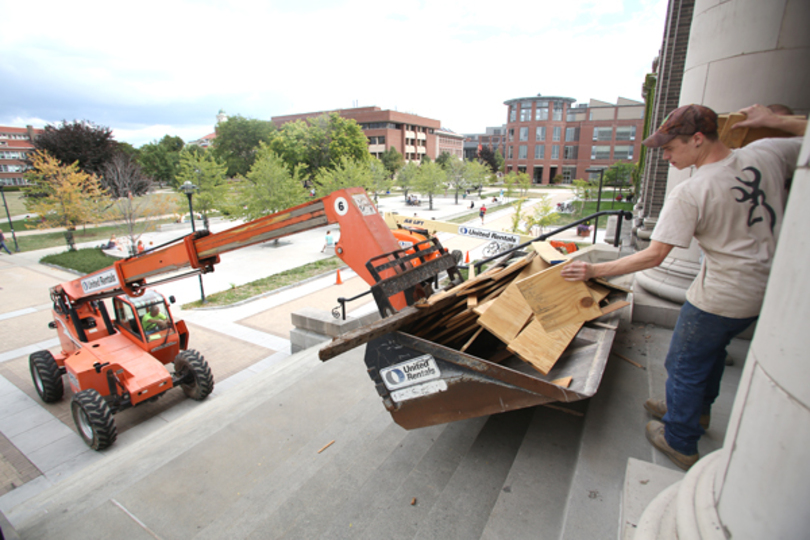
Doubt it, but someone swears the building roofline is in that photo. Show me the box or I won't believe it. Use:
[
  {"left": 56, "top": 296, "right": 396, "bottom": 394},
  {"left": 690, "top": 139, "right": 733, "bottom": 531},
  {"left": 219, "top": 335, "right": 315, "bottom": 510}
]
[{"left": 504, "top": 95, "right": 577, "bottom": 106}]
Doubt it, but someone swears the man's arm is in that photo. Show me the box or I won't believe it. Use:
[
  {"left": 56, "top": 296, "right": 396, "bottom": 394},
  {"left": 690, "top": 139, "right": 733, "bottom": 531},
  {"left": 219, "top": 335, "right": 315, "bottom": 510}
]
[
  {"left": 733, "top": 104, "right": 807, "bottom": 136},
  {"left": 560, "top": 241, "right": 674, "bottom": 282}
]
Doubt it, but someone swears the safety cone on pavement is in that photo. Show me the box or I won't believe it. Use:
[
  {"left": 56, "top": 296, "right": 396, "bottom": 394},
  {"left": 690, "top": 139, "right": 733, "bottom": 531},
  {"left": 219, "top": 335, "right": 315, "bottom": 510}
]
[
  {"left": 465, "top": 251, "right": 470, "bottom": 264},
  {"left": 335, "top": 269, "right": 343, "bottom": 285}
]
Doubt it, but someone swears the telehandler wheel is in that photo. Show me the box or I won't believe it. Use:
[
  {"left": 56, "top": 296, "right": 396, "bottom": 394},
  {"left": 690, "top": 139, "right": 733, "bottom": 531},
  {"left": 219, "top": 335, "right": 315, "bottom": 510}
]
[
  {"left": 71, "top": 389, "right": 117, "bottom": 451},
  {"left": 174, "top": 349, "right": 214, "bottom": 401},
  {"left": 29, "top": 351, "right": 64, "bottom": 403}
]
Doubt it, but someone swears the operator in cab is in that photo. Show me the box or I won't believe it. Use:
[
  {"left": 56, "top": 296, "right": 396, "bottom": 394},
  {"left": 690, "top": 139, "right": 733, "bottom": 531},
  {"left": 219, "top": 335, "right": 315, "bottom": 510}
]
[{"left": 141, "top": 304, "right": 169, "bottom": 333}]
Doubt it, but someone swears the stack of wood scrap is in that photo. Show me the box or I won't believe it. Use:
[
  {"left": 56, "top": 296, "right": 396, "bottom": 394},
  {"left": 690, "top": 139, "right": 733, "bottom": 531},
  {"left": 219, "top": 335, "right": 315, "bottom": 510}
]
[{"left": 407, "top": 243, "right": 630, "bottom": 384}]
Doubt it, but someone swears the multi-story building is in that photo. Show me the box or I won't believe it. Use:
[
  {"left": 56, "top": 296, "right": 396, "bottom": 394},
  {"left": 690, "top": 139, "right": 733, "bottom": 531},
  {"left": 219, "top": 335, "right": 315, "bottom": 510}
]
[
  {"left": 436, "top": 128, "right": 464, "bottom": 160},
  {"left": 502, "top": 95, "right": 645, "bottom": 184},
  {"left": 0, "top": 126, "right": 42, "bottom": 187},
  {"left": 463, "top": 126, "right": 507, "bottom": 161},
  {"left": 272, "top": 107, "right": 441, "bottom": 163}
]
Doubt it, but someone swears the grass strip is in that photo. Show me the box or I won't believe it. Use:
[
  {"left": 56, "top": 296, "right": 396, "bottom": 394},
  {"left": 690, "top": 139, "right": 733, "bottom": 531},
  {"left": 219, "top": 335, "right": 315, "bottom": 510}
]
[
  {"left": 40, "top": 248, "right": 119, "bottom": 274},
  {"left": 183, "top": 256, "right": 346, "bottom": 309}
]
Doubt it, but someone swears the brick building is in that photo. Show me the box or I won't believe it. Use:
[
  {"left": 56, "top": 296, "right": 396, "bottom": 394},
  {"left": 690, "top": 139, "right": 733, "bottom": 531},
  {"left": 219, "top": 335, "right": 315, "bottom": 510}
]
[
  {"left": 0, "top": 126, "right": 42, "bottom": 187},
  {"left": 272, "top": 107, "right": 441, "bottom": 163},
  {"left": 436, "top": 128, "right": 464, "bottom": 160},
  {"left": 502, "top": 94, "right": 645, "bottom": 184},
  {"left": 463, "top": 126, "right": 507, "bottom": 161}
]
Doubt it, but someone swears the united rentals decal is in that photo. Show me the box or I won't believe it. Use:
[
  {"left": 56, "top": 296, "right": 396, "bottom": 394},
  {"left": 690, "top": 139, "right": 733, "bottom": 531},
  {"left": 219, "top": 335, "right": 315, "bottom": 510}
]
[
  {"left": 381, "top": 354, "right": 441, "bottom": 391},
  {"left": 80, "top": 268, "right": 119, "bottom": 294},
  {"left": 457, "top": 226, "right": 520, "bottom": 245}
]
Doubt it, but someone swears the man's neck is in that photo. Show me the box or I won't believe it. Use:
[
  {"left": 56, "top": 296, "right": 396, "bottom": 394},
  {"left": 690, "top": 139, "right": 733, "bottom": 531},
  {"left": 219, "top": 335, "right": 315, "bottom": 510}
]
[{"left": 695, "top": 141, "right": 732, "bottom": 168}]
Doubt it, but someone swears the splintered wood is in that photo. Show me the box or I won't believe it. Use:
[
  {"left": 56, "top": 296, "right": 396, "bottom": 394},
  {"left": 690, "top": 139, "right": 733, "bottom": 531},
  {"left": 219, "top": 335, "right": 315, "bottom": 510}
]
[{"left": 408, "top": 250, "right": 629, "bottom": 378}]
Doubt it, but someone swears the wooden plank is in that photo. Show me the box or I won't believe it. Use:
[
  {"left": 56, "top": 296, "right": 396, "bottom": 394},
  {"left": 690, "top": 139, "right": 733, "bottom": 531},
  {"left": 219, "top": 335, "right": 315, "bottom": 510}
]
[
  {"left": 507, "top": 319, "right": 583, "bottom": 375},
  {"left": 586, "top": 282, "right": 611, "bottom": 303},
  {"left": 600, "top": 300, "right": 630, "bottom": 316},
  {"left": 515, "top": 262, "right": 603, "bottom": 333},
  {"left": 477, "top": 284, "right": 534, "bottom": 343},
  {"left": 550, "top": 376, "right": 572, "bottom": 388},
  {"left": 460, "top": 326, "right": 485, "bottom": 352},
  {"left": 591, "top": 277, "right": 632, "bottom": 294},
  {"left": 467, "top": 294, "right": 479, "bottom": 309},
  {"left": 532, "top": 241, "right": 570, "bottom": 265},
  {"left": 473, "top": 298, "right": 496, "bottom": 316}
]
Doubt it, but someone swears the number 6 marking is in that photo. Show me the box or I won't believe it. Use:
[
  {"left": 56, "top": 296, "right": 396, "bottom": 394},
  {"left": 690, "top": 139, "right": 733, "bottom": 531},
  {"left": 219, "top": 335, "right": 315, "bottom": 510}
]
[{"left": 334, "top": 197, "right": 349, "bottom": 216}]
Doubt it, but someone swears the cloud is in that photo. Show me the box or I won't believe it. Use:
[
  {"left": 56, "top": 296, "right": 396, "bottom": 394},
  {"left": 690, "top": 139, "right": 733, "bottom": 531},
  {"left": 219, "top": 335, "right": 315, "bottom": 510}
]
[{"left": 0, "top": 0, "right": 668, "bottom": 146}]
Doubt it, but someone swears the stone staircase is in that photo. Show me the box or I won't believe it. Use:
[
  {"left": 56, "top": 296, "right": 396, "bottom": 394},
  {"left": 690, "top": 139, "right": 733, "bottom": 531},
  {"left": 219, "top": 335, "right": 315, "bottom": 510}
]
[{"left": 5, "top": 317, "right": 746, "bottom": 540}]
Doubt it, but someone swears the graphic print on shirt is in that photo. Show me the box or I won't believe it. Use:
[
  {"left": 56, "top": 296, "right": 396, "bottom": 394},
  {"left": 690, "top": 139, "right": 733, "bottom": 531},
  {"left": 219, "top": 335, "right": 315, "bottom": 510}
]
[{"left": 731, "top": 166, "right": 776, "bottom": 233}]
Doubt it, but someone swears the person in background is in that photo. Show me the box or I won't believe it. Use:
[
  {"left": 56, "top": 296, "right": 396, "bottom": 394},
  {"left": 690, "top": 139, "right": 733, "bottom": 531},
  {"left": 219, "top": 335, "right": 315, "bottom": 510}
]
[
  {"left": 0, "top": 230, "right": 11, "bottom": 255},
  {"left": 322, "top": 230, "right": 335, "bottom": 253}
]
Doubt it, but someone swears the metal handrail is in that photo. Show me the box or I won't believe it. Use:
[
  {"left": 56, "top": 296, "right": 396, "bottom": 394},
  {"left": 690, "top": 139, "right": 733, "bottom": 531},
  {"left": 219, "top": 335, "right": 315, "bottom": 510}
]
[{"left": 332, "top": 289, "right": 374, "bottom": 320}]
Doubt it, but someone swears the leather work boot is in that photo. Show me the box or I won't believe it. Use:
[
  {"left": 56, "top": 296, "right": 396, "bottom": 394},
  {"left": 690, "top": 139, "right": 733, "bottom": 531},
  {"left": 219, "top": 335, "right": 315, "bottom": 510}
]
[
  {"left": 644, "top": 398, "right": 710, "bottom": 430},
  {"left": 645, "top": 421, "right": 699, "bottom": 471}
]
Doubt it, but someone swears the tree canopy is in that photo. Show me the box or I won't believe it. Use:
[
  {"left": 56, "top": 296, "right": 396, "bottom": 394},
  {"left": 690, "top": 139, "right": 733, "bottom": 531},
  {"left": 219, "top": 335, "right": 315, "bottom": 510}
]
[
  {"left": 414, "top": 161, "right": 446, "bottom": 210},
  {"left": 313, "top": 157, "right": 372, "bottom": 195},
  {"left": 175, "top": 150, "right": 229, "bottom": 228},
  {"left": 380, "top": 146, "right": 404, "bottom": 178},
  {"left": 212, "top": 115, "right": 276, "bottom": 178},
  {"left": 228, "top": 144, "right": 308, "bottom": 222},
  {"left": 102, "top": 153, "right": 152, "bottom": 198},
  {"left": 396, "top": 162, "right": 419, "bottom": 201},
  {"left": 33, "top": 120, "right": 118, "bottom": 180},
  {"left": 478, "top": 146, "right": 502, "bottom": 173},
  {"left": 271, "top": 113, "right": 369, "bottom": 180},
  {"left": 139, "top": 135, "right": 185, "bottom": 187}
]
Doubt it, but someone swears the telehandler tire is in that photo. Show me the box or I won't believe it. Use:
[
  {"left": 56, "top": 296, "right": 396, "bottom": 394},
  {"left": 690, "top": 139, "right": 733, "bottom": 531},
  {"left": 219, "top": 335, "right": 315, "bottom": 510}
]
[
  {"left": 174, "top": 349, "right": 214, "bottom": 401},
  {"left": 29, "top": 351, "right": 64, "bottom": 403},
  {"left": 71, "top": 389, "right": 117, "bottom": 450}
]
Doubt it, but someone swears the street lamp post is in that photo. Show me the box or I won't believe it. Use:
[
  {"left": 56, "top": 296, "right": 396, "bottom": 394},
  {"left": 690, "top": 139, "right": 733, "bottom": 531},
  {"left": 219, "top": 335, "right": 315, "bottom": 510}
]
[
  {"left": 180, "top": 181, "right": 206, "bottom": 303},
  {"left": 585, "top": 167, "right": 606, "bottom": 245},
  {"left": 0, "top": 185, "right": 20, "bottom": 252}
]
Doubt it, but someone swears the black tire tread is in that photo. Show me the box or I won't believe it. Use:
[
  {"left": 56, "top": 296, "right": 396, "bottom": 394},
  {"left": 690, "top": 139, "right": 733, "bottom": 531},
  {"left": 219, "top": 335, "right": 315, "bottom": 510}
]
[
  {"left": 29, "top": 351, "right": 64, "bottom": 403},
  {"left": 72, "top": 389, "right": 117, "bottom": 450},
  {"left": 174, "top": 349, "right": 214, "bottom": 400}
]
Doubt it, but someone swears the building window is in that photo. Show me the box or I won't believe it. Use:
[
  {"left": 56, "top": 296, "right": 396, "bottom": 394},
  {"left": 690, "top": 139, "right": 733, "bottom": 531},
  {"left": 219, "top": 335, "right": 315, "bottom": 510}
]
[
  {"left": 519, "top": 145, "right": 528, "bottom": 159},
  {"left": 536, "top": 126, "right": 546, "bottom": 141},
  {"left": 508, "top": 129, "right": 514, "bottom": 142},
  {"left": 563, "top": 146, "right": 578, "bottom": 159},
  {"left": 535, "top": 101, "right": 549, "bottom": 121},
  {"left": 616, "top": 126, "right": 636, "bottom": 141},
  {"left": 566, "top": 110, "right": 577, "bottom": 122},
  {"left": 510, "top": 107, "right": 516, "bottom": 122},
  {"left": 535, "top": 145, "right": 545, "bottom": 159},
  {"left": 508, "top": 146, "right": 513, "bottom": 159},
  {"left": 520, "top": 102, "right": 532, "bottom": 122},
  {"left": 551, "top": 145, "right": 559, "bottom": 159},
  {"left": 552, "top": 102, "right": 563, "bottom": 121},
  {"left": 588, "top": 169, "right": 604, "bottom": 181},
  {"left": 552, "top": 127, "right": 561, "bottom": 141},
  {"left": 613, "top": 145, "right": 634, "bottom": 160},
  {"left": 519, "top": 127, "right": 528, "bottom": 141},
  {"left": 593, "top": 127, "right": 613, "bottom": 141},
  {"left": 591, "top": 145, "right": 611, "bottom": 160},
  {"left": 565, "top": 127, "right": 579, "bottom": 142}
]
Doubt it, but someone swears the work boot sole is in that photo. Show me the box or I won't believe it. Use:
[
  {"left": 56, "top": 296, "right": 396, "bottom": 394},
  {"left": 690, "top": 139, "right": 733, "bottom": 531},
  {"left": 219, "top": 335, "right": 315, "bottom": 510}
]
[{"left": 644, "top": 398, "right": 710, "bottom": 430}]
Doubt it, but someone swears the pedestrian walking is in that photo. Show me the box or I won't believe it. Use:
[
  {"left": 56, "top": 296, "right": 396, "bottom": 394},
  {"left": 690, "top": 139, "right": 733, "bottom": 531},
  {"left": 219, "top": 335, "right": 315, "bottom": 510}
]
[{"left": 0, "top": 230, "right": 11, "bottom": 255}]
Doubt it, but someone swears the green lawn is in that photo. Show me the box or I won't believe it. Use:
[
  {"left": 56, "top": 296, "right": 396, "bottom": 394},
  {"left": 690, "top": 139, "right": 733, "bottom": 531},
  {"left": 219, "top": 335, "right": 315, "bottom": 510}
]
[{"left": 40, "top": 248, "right": 119, "bottom": 274}]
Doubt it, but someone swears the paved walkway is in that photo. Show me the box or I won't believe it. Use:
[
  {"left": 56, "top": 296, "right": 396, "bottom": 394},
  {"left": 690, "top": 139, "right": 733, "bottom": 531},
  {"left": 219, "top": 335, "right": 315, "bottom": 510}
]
[{"left": 0, "top": 187, "right": 603, "bottom": 529}]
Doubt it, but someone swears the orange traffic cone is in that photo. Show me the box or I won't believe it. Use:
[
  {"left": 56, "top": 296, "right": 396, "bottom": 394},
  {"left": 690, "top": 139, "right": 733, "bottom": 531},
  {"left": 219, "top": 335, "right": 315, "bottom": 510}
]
[
  {"left": 465, "top": 251, "right": 470, "bottom": 264},
  {"left": 335, "top": 269, "right": 343, "bottom": 285}
]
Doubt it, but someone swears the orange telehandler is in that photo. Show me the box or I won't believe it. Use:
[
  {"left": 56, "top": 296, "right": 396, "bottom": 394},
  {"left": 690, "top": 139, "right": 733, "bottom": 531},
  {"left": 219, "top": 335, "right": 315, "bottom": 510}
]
[{"left": 30, "top": 188, "right": 460, "bottom": 450}]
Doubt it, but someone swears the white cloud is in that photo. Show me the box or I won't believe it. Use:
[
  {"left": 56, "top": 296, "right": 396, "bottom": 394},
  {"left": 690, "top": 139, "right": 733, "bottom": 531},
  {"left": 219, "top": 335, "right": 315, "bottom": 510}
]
[{"left": 0, "top": 0, "right": 668, "bottom": 145}]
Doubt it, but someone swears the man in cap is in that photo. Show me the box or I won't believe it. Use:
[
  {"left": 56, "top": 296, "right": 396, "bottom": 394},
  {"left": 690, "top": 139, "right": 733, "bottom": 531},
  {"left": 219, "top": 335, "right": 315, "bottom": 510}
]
[{"left": 561, "top": 104, "right": 806, "bottom": 469}]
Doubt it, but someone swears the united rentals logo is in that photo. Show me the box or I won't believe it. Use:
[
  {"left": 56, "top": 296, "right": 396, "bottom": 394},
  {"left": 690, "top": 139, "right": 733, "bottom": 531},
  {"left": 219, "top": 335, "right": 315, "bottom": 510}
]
[
  {"left": 380, "top": 355, "right": 441, "bottom": 391},
  {"left": 80, "top": 269, "right": 119, "bottom": 294},
  {"left": 457, "top": 226, "right": 519, "bottom": 245}
]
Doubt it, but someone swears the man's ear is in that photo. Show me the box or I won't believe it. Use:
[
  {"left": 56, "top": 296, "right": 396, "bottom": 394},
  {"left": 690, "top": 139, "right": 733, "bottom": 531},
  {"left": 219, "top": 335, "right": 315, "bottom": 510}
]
[{"left": 693, "top": 132, "right": 706, "bottom": 147}]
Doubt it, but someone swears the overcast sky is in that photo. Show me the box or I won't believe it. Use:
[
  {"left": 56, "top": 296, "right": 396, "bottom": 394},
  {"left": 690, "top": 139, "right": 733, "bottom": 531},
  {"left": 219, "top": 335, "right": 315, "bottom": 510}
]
[{"left": 1, "top": 0, "right": 668, "bottom": 148}]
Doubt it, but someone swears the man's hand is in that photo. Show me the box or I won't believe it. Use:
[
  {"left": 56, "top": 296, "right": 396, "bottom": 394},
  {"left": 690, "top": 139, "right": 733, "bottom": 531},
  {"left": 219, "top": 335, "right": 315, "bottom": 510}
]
[
  {"left": 734, "top": 104, "right": 807, "bottom": 136},
  {"left": 560, "top": 261, "right": 594, "bottom": 282}
]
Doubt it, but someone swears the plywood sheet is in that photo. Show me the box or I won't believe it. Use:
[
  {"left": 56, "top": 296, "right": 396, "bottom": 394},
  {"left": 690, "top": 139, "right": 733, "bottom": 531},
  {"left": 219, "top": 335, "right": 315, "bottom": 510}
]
[
  {"left": 531, "top": 241, "right": 569, "bottom": 265},
  {"left": 515, "top": 263, "right": 603, "bottom": 333},
  {"left": 507, "top": 319, "right": 583, "bottom": 375},
  {"left": 477, "top": 284, "right": 534, "bottom": 343},
  {"left": 551, "top": 376, "right": 572, "bottom": 388}
]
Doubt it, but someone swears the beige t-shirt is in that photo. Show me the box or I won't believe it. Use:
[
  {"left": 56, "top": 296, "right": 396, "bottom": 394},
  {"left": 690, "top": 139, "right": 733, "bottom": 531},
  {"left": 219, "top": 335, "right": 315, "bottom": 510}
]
[{"left": 651, "top": 137, "right": 801, "bottom": 318}]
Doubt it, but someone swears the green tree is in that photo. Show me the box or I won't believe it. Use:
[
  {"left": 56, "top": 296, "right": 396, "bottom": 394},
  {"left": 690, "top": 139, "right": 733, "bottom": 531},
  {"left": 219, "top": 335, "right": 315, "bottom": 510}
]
[
  {"left": 525, "top": 194, "right": 559, "bottom": 234},
  {"left": 271, "top": 113, "right": 368, "bottom": 179},
  {"left": 213, "top": 115, "right": 276, "bottom": 178},
  {"left": 229, "top": 144, "right": 308, "bottom": 222},
  {"left": 313, "top": 157, "right": 372, "bottom": 195},
  {"left": 380, "top": 146, "right": 404, "bottom": 178},
  {"left": 414, "top": 161, "right": 446, "bottom": 210},
  {"left": 494, "top": 149, "right": 505, "bottom": 173},
  {"left": 504, "top": 171, "right": 531, "bottom": 200},
  {"left": 464, "top": 160, "right": 492, "bottom": 196},
  {"left": 603, "top": 162, "right": 636, "bottom": 189},
  {"left": 368, "top": 157, "right": 391, "bottom": 203},
  {"left": 477, "top": 146, "right": 502, "bottom": 174},
  {"left": 444, "top": 158, "right": 469, "bottom": 204},
  {"left": 435, "top": 151, "right": 454, "bottom": 170},
  {"left": 176, "top": 150, "right": 229, "bottom": 229},
  {"left": 572, "top": 179, "right": 595, "bottom": 214},
  {"left": 24, "top": 151, "right": 107, "bottom": 250},
  {"left": 139, "top": 135, "right": 185, "bottom": 188},
  {"left": 396, "top": 162, "right": 419, "bottom": 201}
]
